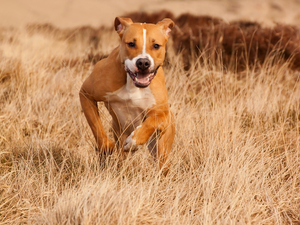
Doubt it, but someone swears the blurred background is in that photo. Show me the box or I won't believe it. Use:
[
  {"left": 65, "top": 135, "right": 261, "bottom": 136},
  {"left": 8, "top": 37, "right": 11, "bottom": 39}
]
[{"left": 1, "top": 0, "right": 300, "bottom": 28}]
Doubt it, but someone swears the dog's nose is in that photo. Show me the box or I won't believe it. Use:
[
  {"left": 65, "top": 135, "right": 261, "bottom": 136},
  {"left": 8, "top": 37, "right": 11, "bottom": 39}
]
[{"left": 136, "top": 58, "right": 151, "bottom": 71}]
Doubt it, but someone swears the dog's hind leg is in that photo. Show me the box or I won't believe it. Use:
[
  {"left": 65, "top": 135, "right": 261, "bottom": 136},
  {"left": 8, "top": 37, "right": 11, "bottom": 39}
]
[{"left": 147, "top": 121, "right": 175, "bottom": 175}]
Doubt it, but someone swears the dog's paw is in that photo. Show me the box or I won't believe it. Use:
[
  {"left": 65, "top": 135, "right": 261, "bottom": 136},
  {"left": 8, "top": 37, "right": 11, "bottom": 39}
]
[
  {"left": 124, "top": 126, "right": 141, "bottom": 151},
  {"left": 124, "top": 132, "right": 136, "bottom": 151}
]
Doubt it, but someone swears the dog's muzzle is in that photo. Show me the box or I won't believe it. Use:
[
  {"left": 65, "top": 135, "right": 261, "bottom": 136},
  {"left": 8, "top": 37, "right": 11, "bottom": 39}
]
[{"left": 126, "top": 65, "right": 160, "bottom": 88}]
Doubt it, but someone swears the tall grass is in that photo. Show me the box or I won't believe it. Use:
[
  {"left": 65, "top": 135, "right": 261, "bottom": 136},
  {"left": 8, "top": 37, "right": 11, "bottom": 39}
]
[{"left": 0, "top": 25, "right": 300, "bottom": 224}]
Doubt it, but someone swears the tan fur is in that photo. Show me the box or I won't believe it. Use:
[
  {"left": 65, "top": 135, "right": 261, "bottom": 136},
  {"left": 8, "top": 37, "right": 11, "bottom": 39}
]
[{"left": 79, "top": 17, "right": 175, "bottom": 174}]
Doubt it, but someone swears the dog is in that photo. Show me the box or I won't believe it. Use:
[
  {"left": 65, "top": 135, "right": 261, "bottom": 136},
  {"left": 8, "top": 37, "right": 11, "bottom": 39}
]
[{"left": 79, "top": 17, "right": 175, "bottom": 174}]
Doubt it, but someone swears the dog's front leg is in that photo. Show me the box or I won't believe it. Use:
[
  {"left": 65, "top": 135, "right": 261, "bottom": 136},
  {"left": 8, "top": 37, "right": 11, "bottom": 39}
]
[
  {"left": 79, "top": 88, "right": 115, "bottom": 153},
  {"left": 124, "top": 111, "right": 169, "bottom": 150},
  {"left": 124, "top": 111, "right": 174, "bottom": 174}
]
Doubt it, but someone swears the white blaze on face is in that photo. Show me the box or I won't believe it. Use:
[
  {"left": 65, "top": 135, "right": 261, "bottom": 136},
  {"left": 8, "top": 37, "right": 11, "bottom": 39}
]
[
  {"left": 124, "top": 26, "right": 155, "bottom": 73},
  {"left": 142, "top": 28, "right": 146, "bottom": 55},
  {"left": 142, "top": 28, "right": 155, "bottom": 68}
]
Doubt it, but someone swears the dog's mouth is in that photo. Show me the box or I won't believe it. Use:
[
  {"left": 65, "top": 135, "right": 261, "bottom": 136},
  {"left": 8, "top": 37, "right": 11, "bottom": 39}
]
[{"left": 126, "top": 66, "right": 160, "bottom": 88}]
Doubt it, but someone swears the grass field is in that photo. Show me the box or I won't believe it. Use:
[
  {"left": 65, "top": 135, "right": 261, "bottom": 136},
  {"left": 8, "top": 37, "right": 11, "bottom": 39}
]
[{"left": 1, "top": 17, "right": 300, "bottom": 224}]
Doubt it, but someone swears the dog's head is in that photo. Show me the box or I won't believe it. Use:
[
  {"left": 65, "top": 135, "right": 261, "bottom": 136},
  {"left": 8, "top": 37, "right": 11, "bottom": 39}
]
[{"left": 114, "top": 17, "right": 174, "bottom": 88}]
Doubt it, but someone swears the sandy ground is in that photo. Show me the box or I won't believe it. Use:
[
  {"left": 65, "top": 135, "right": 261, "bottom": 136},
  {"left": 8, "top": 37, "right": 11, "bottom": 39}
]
[{"left": 1, "top": 0, "right": 300, "bottom": 28}]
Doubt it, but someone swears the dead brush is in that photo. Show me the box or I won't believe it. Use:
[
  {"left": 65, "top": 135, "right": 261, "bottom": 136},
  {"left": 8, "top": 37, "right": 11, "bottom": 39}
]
[
  {"left": 126, "top": 10, "right": 300, "bottom": 72},
  {"left": 0, "top": 13, "right": 300, "bottom": 224}
]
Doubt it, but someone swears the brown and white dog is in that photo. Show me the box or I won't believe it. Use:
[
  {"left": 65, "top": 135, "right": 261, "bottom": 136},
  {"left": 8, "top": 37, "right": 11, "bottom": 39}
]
[{"left": 79, "top": 17, "right": 175, "bottom": 173}]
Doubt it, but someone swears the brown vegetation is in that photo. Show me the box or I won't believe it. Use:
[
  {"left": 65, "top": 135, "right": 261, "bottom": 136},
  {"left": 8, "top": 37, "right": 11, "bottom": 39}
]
[
  {"left": 125, "top": 10, "right": 300, "bottom": 71},
  {"left": 1, "top": 10, "right": 300, "bottom": 224},
  {"left": 25, "top": 10, "right": 300, "bottom": 72}
]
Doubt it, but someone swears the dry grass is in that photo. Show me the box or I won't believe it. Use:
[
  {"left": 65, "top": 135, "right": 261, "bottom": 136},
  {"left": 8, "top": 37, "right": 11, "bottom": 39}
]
[{"left": 1, "top": 21, "right": 300, "bottom": 224}]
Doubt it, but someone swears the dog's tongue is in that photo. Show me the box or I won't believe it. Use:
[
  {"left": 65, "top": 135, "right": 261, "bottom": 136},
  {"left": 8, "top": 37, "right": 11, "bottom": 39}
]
[{"left": 136, "top": 73, "right": 150, "bottom": 84}]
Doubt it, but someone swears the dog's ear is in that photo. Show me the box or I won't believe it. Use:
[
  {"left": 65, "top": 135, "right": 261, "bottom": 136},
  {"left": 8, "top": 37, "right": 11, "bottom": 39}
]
[
  {"left": 156, "top": 18, "right": 175, "bottom": 39},
  {"left": 114, "top": 17, "right": 133, "bottom": 37}
]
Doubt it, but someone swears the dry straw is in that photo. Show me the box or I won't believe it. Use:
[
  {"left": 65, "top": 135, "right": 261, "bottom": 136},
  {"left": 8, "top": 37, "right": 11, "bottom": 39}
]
[{"left": 0, "top": 18, "right": 300, "bottom": 224}]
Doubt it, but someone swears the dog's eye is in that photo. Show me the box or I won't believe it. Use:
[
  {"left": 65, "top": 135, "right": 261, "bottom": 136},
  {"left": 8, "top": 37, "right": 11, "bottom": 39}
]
[
  {"left": 153, "top": 44, "right": 160, "bottom": 49},
  {"left": 127, "top": 42, "right": 136, "bottom": 48}
]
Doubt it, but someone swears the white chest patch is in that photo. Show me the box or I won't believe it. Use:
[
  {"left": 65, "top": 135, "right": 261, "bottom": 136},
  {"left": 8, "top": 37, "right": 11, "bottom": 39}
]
[
  {"left": 105, "top": 75, "right": 156, "bottom": 109},
  {"left": 104, "top": 75, "right": 156, "bottom": 132}
]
